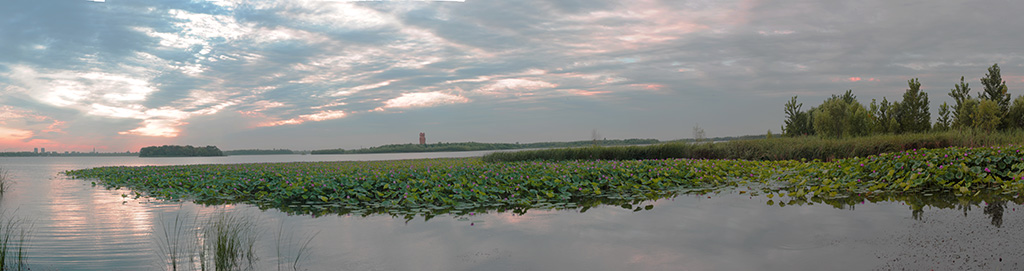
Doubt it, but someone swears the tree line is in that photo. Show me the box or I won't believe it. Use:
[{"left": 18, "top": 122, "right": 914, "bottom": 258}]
[
  {"left": 783, "top": 64, "right": 1023, "bottom": 138},
  {"left": 312, "top": 139, "right": 660, "bottom": 154},
  {"left": 139, "top": 145, "right": 225, "bottom": 157}
]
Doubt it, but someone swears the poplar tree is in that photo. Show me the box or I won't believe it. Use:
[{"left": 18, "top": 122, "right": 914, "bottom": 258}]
[
  {"left": 979, "top": 63, "right": 1010, "bottom": 114},
  {"left": 895, "top": 78, "right": 930, "bottom": 133}
]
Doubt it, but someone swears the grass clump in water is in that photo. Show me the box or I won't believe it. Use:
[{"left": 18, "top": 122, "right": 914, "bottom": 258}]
[
  {"left": 200, "top": 212, "right": 260, "bottom": 271},
  {"left": 156, "top": 211, "right": 316, "bottom": 271},
  {"left": 0, "top": 210, "right": 31, "bottom": 271}
]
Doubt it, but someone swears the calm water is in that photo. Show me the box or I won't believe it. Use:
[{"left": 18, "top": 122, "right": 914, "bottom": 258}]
[{"left": 1, "top": 152, "right": 1022, "bottom": 270}]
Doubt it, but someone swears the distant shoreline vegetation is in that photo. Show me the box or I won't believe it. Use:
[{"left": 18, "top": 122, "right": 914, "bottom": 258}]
[
  {"left": 310, "top": 139, "right": 662, "bottom": 154},
  {"left": 0, "top": 151, "right": 137, "bottom": 157},
  {"left": 223, "top": 149, "right": 295, "bottom": 155},
  {"left": 139, "top": 145, "right": 225, "bottom": 157}
]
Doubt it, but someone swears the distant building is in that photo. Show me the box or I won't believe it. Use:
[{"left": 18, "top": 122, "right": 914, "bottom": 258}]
[
  {"left": 41, "top": 147, "right": 45, "bottom": 153},
  {"left": 419, "top": 132, "right": 426, "bottom": 145},
  {"left": 34, "top": 148, "right": 38, "bottom": 153}
]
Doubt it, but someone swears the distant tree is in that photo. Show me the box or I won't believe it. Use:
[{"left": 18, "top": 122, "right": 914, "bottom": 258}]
[
  {"left": 782, "top": 96, "right": 812, "bottom": 136},
  {"left": 591, "top": 129, "right": 601, "bottom": 146},
  {"left": 935, "top": 102, "right": 952, "bottom": 131},
  {"left": 979, "top": 63, "right": 1011, "bottom": 114},
  {"left": 973, "top": 99, "right": 1002, "bottom": 132},
  {"left": 692, "top": 124, "right": 706, "bottom": 142},
  {"left": 948, "top": 76, "right": 972, "bottom": 128},
  {"left": 870, "top": 98, "right": 899, "bottom": 134},
  {"left": 139, "top": 145, "right": 224, "bottom": 157},
  {"left": 813, "top": 90, "right": 871, "bottom": 138},
  {"left": 954, "top": 98, "right": 979, "bottom": 129},
  {"left": 1006, "top": 95, "right": 1024, "bottom": 129},
  {"left": 895, "top": 78, "right": 931, "bottom": 133}
]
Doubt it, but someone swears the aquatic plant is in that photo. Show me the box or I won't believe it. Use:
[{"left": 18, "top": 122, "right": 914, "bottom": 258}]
[
  {"left": 200, "top": 212, "right": 259, "bottom": 271},
  {"left": 0, "top": 210, "right": 31, "bottom": 271},
  {"left": 0, "top": 168, "right": 10, "bottom": 195},
  {"left": 66, "top": 145, "right": 1024, "bottom": 218},
  {"left": 275, "top": 222, "right": 316, "bottom": 271},
  {"left": 155, "top": 212, "right": 199, "bottom": 271}
]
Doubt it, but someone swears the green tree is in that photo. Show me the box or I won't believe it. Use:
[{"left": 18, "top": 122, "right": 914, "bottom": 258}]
[
  {"left": 935, "top": 102, "right": 951, "bottom": 131},
  {"left": 813, "top": 90, "right": 871, "bottom": 138},
  {"left": 948, "top": 76, "right": 972, "bottom": 127},
  {"left": 979, "top": 63, "right": 1011, "bottom": 114},
  {"left": 954, "top": 98, "right": 979, "bottom": 129},
  {"left": 973, "top": 99, "right": 1002, "bottom": 132},
  {"left": 783, "top": 96, "right": 812, "bottom": 136},
  {"left": 895, "top": 78, "right": 930, "bottom": 133},
  {"left": 870, "top": 98, "right": 899, "bottom": 133},
  {"left": 1007, "top": 95, "right": 1024, "bottom": 130}
]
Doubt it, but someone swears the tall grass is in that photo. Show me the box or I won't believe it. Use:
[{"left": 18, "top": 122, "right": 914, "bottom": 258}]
[
  {"left": 155, "top": 212, "right": 199, "bottom": 271},
  {"left": 482, "top": 130, "right": 1024, "bottom": 162},
  {"left": 0, "top": 168, "right": 11, "bottom": 196},
  {"left": 0, "top": 210, "right": 31, "bottom": 271},
  {"left": 156, "top": 211, "right": 316, "bottom": 271},
  {"left": 201, "top": 212, "right": 259, "bottom": 271},
  {"left": 275, "top": 222, "right": 316, "bottom": 271}
]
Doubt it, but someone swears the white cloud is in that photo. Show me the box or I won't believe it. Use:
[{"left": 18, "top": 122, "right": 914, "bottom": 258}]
[
  {"left": 379, "top": 91, "right": 469, "bottom": 110},
  {"left": 478, "top": 79, "right": 557, "bottom": 94},
  {"left": 257, "top": 110, "right": 347, "bottom": 127}
]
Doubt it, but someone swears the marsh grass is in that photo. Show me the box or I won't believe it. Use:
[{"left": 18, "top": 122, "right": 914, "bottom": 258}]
[
  {"left": 0, "top": 210, "right": 31, "bottom": 271},
  {"left": 482, "top": 130, "right": 1024, "bottom": 162},
  {"left": 0, "top": 168, "right": 11, "bottom": 196},
  {"left": 156, "top": 211, "right": 316, "bottom": 271},
  {"left": 201, "top": 212, "right": 260, "bottom": 271},
  {"left": 155, "top": 212, "right": 199, "bottom": 271},
  {"left": 275, "top": 222, "right": 317, "bottom": 271}
]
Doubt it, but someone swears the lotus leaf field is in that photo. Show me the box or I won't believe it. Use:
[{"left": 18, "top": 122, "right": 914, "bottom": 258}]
[{"left": 64, "top": 146, "right": 1024, "bottom": 216}]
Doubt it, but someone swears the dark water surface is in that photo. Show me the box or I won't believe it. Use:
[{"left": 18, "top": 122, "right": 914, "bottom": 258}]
[{"left": 1, "top": 153, "right": 1021, "bottom": 270}]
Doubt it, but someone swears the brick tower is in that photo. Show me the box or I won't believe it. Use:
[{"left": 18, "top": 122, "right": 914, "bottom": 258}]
[{"left": 419, "top": 132, "right": 426, "bottom": 145}]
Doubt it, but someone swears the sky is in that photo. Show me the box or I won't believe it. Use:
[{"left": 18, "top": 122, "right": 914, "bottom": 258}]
[{"left": 2, "top": 0, "right": 1024, "bottom": 152}]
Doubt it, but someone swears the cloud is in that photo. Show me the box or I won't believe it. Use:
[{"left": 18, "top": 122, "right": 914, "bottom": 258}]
[
  {"left": 257, "top": 110, "right": 347, "bottom": 127},
  {"left": 0, "top": 127, "right": 33, "bottom": 141},
  {"left": 477, "top": 79, "right": 557, "bottom": 95},
  {"left": 378, "top": 91, "right": 469, "bottom": 110}
]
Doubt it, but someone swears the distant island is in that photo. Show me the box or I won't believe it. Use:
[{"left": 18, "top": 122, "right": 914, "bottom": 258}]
[{"left": 139, "top": 145, "right": 225, "bottom": 157}]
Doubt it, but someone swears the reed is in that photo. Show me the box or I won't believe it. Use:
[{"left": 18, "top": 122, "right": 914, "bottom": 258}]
[
  {"left": 0, "top": 210, "right": 31, "bottom": 271},
  {"left": 200, "top": 212, "right": 260, "bottom": 271},
  {"left": 0, "top": 168, "right": 11, "bottom": 195}
]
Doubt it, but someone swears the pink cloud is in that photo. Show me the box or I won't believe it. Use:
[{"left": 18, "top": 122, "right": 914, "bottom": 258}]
[
  {"left": 562, "top": 89, "right": 612, "bottom": 96},
  {"left": 848, "top": 77, "right": 862, "bottom": 82}
]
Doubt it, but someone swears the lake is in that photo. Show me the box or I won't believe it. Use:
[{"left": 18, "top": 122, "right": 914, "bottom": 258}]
[{"left": 1, "top": 152, "right": 1021, "bottom": 270}]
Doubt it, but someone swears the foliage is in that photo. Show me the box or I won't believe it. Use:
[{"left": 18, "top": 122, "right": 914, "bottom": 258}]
[
  {"left": 224, "top": 149, "right": 295, "bottom": 156},
  {"left": 895, "top": 78, "right": 931, "bottom": 133},
  {"left": 1006, "top": 95, "right": 1024, "bottom": 130},
  {"left": 980, "top": 63, "right": 1011, "bottom": 115},
  {"left": 140, "top": 145, "right": 225, "bottom": 157},
  {"left": 0, "top": 168, "right": 9, "bottom": 196},
  {"left": 483, "top": 130, "right": 1024, "bottom": 162},
  {"left": 812, "top": 90, "right": 872, "bottom": 138},
  {"left": 311, "top": 139, "right": 660, "bottom": 154},
  {"left": 66, "top": 145, "right": 1024, "bottom": 219},
  {"left": 949, "top": 76, "right": 973, "bottom": 129},
  {"left": 935, "top": 102, "right": 951, "bottom": 131},
  {"left": 0, "top": 210, "right": 30, "bottom": 271},
  {"left": 973, "top": 99, "right": 1002, "bottom": 132},
  {"left": 783, "top": 96, "right": 813, "bottom": 136},
  {"left": 870, "top": 98, "right": 899, "bottom": 134}
]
